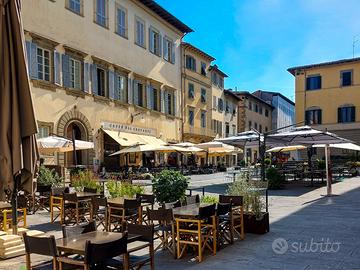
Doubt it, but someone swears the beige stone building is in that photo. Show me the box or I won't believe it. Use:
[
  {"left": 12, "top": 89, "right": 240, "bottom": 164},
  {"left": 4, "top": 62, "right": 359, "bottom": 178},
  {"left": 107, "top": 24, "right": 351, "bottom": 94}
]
[
  {"left": 22, "top": 0, "right": 192, "bottom": 169},
  {"left": 234, "top": 91, "right": 273, "bottom": 162},
  {"left": 181, "top": 42, "right": 215, "bottom": 143}
]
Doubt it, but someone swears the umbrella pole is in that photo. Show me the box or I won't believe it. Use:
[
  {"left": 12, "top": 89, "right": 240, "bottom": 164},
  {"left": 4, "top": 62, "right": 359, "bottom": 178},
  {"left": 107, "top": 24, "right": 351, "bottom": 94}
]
[
  {"left": 11, "top": 174, "right": 20, "bottom": 235},
  {"left": 325, "top": 144, "right": 332, "bottom": 196}
]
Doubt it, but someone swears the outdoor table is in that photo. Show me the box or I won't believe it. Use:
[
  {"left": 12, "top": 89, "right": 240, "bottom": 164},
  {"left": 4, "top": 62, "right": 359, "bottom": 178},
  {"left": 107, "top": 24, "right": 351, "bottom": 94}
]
[
  {"left": 107, "top": 198, "right": 152, "bottom": 223},
  {"left": 56, "top": 231, "right": 141, "bottom": 255},
  {"left": 187, "top": 186, "right": 205, "bottom": 196},
  {"left": 173, "top": 203, "right": 212, "bottom": 218},
  {"left": 76, "top": 192, "right": 101, "bottom": 200}
]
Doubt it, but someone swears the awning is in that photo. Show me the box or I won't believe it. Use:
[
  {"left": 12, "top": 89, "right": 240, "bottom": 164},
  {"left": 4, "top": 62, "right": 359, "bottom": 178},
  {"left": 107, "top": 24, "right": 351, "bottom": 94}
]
[{"left": 103, "top": 129, "right": 166, "bottom": 147}]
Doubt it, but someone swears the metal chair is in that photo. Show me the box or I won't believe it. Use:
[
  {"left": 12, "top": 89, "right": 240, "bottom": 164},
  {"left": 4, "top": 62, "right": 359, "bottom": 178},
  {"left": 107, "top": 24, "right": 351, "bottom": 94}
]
[
  {"left": 57, "top": 233, "right": 129, "bottom": 270},
  {"left": 219, "top": 195, "right": 244, "bottom": 240}
]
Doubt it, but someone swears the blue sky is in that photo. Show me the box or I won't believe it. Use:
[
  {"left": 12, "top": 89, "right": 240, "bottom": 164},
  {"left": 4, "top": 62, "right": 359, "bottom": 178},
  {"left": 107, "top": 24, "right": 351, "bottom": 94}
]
[{"left": 157, "top": 0, "right": 360, "bottom": 101}]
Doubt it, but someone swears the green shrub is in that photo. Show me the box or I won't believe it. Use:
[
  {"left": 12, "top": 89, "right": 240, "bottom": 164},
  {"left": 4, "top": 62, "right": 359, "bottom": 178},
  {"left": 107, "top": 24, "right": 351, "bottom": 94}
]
[
  {"left": 201, "top": 195, "right": 218, "bottom": 204},
  {"left": 266, "top": 167, "right": 285, "bottom": 190},
  {"left": 72, "top": 170, "right": 101, "bottom": 192},
  {"left": 239, "top": 159, "right": 246, "bottom": 167},
  {"left": 152, "top": 170, "right": 188, "bottom": 204},
  {"left": 37, "top": 165, "right": 63, "bottom": 187},
  {"left": 106, "top": 181, "right": 144, "bottom": 198}
]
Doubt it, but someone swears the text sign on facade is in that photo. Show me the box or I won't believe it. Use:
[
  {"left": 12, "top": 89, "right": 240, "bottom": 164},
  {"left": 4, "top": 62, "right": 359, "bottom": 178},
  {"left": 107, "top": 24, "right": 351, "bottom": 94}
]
[{"left": 101, "top": 122, "right": 156, "bottom": 136}]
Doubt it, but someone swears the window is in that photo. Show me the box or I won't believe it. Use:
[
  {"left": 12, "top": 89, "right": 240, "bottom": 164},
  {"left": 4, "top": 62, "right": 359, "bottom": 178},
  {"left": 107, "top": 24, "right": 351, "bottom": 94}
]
[
  {"left": 201, "top": 88, "right": 206, "bottom": 103},
  {"left": 70, "top": 58, "right": 81, "bottom": 89},
  {"left": 225, "top": 123, "right": 230, "bottom": 137},
  {"left": 95, "top": 0, "right": 108, "bottom": 27},
  {"left": 255, "top": 104, "right": 258, "bottom": 113},
  {"left": 201, "top": 111, "right": 206, "bottom": 128},
  {"left": 152, "top": 88, "right": 159, "bottom": 111},
  {"left": 225, "top": 101, "right": 230, "bottom": 113},
  {"left": 134, "top": 81, "right": 144, "bottom": 107},
  {"left": 338, "top": 106, "right": 355, "bottom": 123},
  {"left": 115, "top": 73, "right": 127, "bottom": 102},
  {"left": 167, "top": 92, "right": 172, "bottom": 115},
  {"left": 259, "top": 106, "right": 263, "bottom": 114},
  {"left": 189, "top": 108, "right": 194, "bottom": 126},
  {"left": 341, "top": 70, "right": 352, "bottom": 87},
  {"left": 185, "top": 55, "right": 196, "bottom": 71},
  {"left": 218, "top": 98, "right": 224, "bottom": 112},
  {"left": 219, "top": 77, "right": 224, "bottom": 88},
  {"left": 306, "top": 75, "right": 321, "bottom": 90},
  {"left": 201, "top": 62, "right": 206, "bottom": 76},
  {"left": 37, "top": 47, "right": 50, "bottom": 81},
  {"left": 135, "top": 18, "right": 145, "bottom": 47},
  {"left": 149, "top": 27, "right": 161, "bottom": 56},
  {"left": 67, "top": 0, "right": 82, "bottom": 15},
  {"left": 97, "top": 67, "right": 106, "bottom": 97},
  {"left": 265, "top": 109, "right": 269, "bottom": 117},
  {"left": 254, "top": 123, "right": 258, "bottom": 130},
  {"left": 116, "top": 6, "right": 127, "bottom": 38},
  {"left": 305, "top": 109, "right": 322, "bottom": 125},
  {"left": 188, "top": 83, "right": 194, "bottom": 99},
  {"left": 37, "top": 125, "right": 50, "bottom": 138},
  {"left": 163, "top": 37, "right": 175, "bottom": 63},
  {"left": 248, "top": 101, "right": 252, "bottom": 110}
]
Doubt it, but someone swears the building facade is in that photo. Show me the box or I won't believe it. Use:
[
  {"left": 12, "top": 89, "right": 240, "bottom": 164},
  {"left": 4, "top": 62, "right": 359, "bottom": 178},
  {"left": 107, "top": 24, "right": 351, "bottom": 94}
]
[
  {"left": 181, "top": 42, "right": 215, "bottom": 143},
  {"left": 288, "top": 57, "right": 360, "bottom": 146},
  {"left": 253, "top": 90, "right": 295, "bottom": 131},
  {"left": 22, "top": 0, "right": 192, "bottom": 169},
  {"left": 234, "top": 91, "right": 273, "bottom": 162}
]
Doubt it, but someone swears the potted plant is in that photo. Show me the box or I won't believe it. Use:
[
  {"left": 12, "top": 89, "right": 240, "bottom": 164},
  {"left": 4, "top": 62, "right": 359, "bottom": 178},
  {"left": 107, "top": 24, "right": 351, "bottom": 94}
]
[
  {"left": 71, "top": 170, "right": 102, "bottom": 193},
  {"left": 37, "top": 165, "right": 64, "bottom": 189},
  {"left": 228, "top": 178, "right": 269, "bottom": 234},
  {"left": 106, "top": 181, "right": 144, "bottom": 199},
  {"left": 201, "top": 195, "right": 219, "bottom": 204},
  {"left": 152, "top": 170, "right": 188, "bottom": 205},
  {"left": 266, "top": 167, "right": 285, "bottom": 190}
]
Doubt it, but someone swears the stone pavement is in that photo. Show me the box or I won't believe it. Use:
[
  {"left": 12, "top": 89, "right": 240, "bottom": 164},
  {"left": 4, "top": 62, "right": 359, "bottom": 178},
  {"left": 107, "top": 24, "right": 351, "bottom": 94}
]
[{"left": 1, "top": 177, "right": 360, "bottom": 270}]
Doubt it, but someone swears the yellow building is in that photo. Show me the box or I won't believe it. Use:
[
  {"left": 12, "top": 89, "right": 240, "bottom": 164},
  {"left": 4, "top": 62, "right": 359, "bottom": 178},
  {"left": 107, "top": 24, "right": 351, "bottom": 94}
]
[
  {"left": 288, "top": 57, "right": 360, "bottom": 145},
  {"left": 181, "top": 42, "right": 215, "bottom": 143},
  {"left": 22, "top": 0, "right": 192, "bottom": 169}
]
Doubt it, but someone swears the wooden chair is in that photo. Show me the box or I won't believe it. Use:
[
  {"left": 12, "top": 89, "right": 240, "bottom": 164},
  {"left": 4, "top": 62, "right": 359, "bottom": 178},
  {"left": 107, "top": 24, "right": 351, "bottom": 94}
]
[
  {"left": 33, "top": 185, "right": 52, "bottom": 213},
  {"left": 57, "top": 233, "right": 129, "bottom": 270},
  {"left": 185, "top": 194, "right": 200, "bottom": 205},
  {"left": 63, "top": 193, "right": 90, "bottom": 225},
  {"left": 1, "top": 195, "right": 27, "bottom": 231},
  {"left": 23, "top": 233, "right": 58, "bottom": 270},
  {"left": 90, "top": 197, "right": 107, "bottom": 230},
  {"left": 136, "top": 194, "right": 155, "bottom": 224},
  {"left": 216, "top": 202, "right": 233, "bottom": 249},
  {"left": 125, "top": 223, "right": 155, "bottom": 270},
  {"left": 219, "top": 195, "right": 244, "bottom": 240},
  {"left": 147, "top": 208, "right": 176, "bottom": 257},
  {"left": 50, "top": 187, "right": 68, "bottom": 224},
  {"left": 62, "top": 221, "right": 96, "bottom": 238},
  {"left": 107, "top": 199, "right": 141, "bottom": 232},
  {"left": 176, "top": 204, "right": 217, "bottom": 263}
]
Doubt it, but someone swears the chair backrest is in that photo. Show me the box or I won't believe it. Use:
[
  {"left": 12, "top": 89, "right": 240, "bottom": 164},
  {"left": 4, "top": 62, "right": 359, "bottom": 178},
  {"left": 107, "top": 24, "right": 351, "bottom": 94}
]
[
  {"left": 164, "top": 200, "right": 181, "bottom": 209},
  {"left": 17, "top": 194, "right": 28, "bottom": 208},
  {"left": 123, "top": 198, "right": 141, "bottom": 210},
  {"left": 84, "top": 233, "right": 128, "bottom": 265},
  {"left": 136, "top": 193, "right": 155, "bottom": 204},
  {"left": 62, "top": 221, "right": 96, "bottom": 238},
  {"left": 84, "top": 187, "right": 97, "bottom": 193},
  {"left": 63, "top": 192, "right": 78, "bottom": 203},
  {"left": 217, "top": 202, "right": 232, "bottom": 216},
  {"left": 185, "top": 194, "right": 200, "bottom": 205},
  {"left": 91, "top": 197, "right": 107, "bottom": 212},
  {"left": 147, "top": 208, "right": 173, "bottom": 223},
  {"left": 219, "top": 195, "right": 243, "bottom": 206},
  {"left": 127, "top": 223, "right": 154, "bottom": 243},
  {"left": 199, "top": 204, "right": 216, "bottom": 220},
  {"left": 51, "top": 187, "right": 68, "bottom": 196},
  {"left": 37, "top": 185, "right": 52, "bottom": 193},
  {"left": 23, "top": 233, "right": 58, "bottom": 257}
]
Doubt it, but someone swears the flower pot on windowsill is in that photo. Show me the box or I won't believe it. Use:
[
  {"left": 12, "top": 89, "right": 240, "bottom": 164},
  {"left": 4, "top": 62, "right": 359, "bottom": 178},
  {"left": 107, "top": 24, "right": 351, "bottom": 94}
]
[{"left": 244, "top": 212, "right": 269, "bottom": 234}]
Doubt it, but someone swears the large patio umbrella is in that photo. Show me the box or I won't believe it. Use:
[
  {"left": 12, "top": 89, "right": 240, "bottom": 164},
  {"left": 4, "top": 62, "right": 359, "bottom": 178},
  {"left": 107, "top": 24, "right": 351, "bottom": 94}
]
[
  {"left": 172, "top": 142, "right": 196, "bottom": 147},
  {"left": 109, "top": 143, "right": 161, "bottom": 156},
  {"left": 0, "top": 0, "right": 39, "bottom": 234},
  {"left": 266, "top": 145, "right": 307, "bottom": 153},
  {"left": 37, "top": 135, "right": 94, "bottom": 154}
]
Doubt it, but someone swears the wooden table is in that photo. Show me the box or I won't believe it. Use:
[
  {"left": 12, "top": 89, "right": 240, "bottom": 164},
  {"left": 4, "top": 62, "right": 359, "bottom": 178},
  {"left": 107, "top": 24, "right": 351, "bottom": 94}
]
[
  {"left": 107, "top": 198, "right": 152, "bottom": 224},
  {"left": 173, "top": 203, "right": 212, "bottom": 218},
  {"left": 76, "top": 192, "right": 101, "bottom": 200},
  {"left": 56, "top": 231, "right": 140, "bottom": 255}
]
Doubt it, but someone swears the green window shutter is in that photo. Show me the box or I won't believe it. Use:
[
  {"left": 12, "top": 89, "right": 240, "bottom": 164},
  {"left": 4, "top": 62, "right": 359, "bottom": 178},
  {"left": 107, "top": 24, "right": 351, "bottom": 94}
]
[
  {"left": 83, "top": 63, "right": 90, "bottom": 93},
  {"left": 171, "top": 42, "right": 175, "bottom": 64},
  {"left": 54, "top": 51, "right": 61, "bottom": 86},
  {"left": 91, "top": 64, "right": 98, "bottom": 95},
  {"left": 29, "top": 42, "right": 38, "bottom": 79},
  {"left": 114, "top": 73, "right": 119, "bottom": 100},
  {"left": 164, "top": 91, "right": 169, "bottom": 114},
  {"left": 158, "top": 33, "right": 162, "bottom": 57},
  {"left": 108, "top": 70, "right": 115, "bottom": 99},
  {"left": 149, "top": 28, "right": 153, "bottom": 53},
  {"left": 163, "top": 37, "right": 167, "bottom": 60},
  {"left": 146, "top": 84, "right": 151, "bottom": 109},
  {"left": 62, "top": 54, "right": 70, "bottom": 88},
  {"left": 173, "top": 93, "right": 177, "bottom": 117},
  {"left": 133, "top": 80, "right": 139, "bottom": 105},
  {"left": 127, "top": 78, "right": 132, "bottom": 104},
  {"left": 160, "top": 89, "right": 165, "bottom": 113}
]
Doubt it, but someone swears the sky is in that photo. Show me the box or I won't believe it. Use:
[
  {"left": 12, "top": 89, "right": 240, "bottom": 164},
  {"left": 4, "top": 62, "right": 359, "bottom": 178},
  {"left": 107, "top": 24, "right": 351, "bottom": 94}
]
[{"left": 157, "top": 0, "right": 360, "bottom": 101}]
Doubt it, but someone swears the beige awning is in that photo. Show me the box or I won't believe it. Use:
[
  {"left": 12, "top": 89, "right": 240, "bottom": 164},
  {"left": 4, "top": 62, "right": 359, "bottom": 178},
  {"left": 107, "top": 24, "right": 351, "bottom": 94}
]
[{"left": 103, "top": 129, "right": 166, "bottom": 147}]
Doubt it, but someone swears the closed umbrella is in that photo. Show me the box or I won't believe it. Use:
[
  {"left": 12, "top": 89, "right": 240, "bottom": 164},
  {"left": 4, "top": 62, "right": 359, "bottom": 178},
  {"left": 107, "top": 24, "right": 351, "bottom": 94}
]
[
  {"left": 0, "top": 0, "right": 39, "bottom": 234},
  {"left": 37, "top": 135, "right": 94, "bottom": 154}
]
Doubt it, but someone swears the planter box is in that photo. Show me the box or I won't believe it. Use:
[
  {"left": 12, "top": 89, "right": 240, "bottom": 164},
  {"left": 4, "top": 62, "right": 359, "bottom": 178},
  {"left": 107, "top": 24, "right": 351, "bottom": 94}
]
[{"left": 244, "top": 212, "right": 269, "bottom": 234}]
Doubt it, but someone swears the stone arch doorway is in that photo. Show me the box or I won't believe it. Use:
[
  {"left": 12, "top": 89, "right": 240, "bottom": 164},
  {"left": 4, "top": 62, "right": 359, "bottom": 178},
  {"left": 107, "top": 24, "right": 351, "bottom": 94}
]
[{"left": 57, "top": 108, "right": 93, "bottom": 167}]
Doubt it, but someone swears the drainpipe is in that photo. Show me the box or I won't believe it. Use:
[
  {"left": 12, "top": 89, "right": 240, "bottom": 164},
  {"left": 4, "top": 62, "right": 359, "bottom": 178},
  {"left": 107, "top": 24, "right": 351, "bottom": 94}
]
[{"left": 180, "top": 33, "right": 189, "bottom": 142}]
